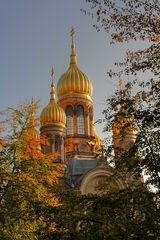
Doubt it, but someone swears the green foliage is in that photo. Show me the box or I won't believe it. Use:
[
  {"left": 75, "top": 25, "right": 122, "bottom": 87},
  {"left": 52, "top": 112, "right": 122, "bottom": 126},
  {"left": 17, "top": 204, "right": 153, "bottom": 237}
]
[
  {"left": 103, "top": 79, "right": 160, "bottom": 193},
  {"left": 0, "top": 101, "right": 61, "bottom": 239},
  {"left": 83, "top": 0, "right": 160, "bottom": 192},
  {"left": 80, "top": 2, "right": 160, "bottom": 239},
  {"left": 46, "top": 186, "right": 160, "bottom": 240}
]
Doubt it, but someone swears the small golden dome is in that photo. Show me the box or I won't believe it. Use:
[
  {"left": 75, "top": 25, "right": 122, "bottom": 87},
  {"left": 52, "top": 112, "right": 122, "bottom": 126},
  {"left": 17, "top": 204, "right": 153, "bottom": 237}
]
[
  {"left": 112, "top": 78, "right": 137, "bottom": 136},
  {"left": 112, "top": 114, "right": 137, "bottom": 136},
  {"left": 57, "top": 28, "right": 93, "bottom": 101},
  {"left": 40, "top": 67, "right": 66, "bottom": 127}
]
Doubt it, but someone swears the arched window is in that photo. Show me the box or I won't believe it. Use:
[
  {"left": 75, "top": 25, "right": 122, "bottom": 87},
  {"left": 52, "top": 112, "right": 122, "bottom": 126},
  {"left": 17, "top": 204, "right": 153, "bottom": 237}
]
[
  {"left": 55, "top": 139, "right": 58, "bottom": 152},
  {"left": 55, "top": 136, "right": 60, "bottom": 152},
  {"left": 51, "top": 139, "right": 55, "bottom": 152},
  {"left": 66, "top": 106, "right": 73, "bottom": 135},
  {"left": 46, "top": 134, "right": 52, "bottom": 153},
  {"left": 76, "top": 105, "right": 84, "bottom": 134}
]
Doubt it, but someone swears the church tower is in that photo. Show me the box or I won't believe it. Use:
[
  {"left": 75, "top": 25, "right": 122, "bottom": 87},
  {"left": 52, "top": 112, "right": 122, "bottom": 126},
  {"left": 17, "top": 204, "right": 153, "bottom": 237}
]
[
  {"left": 57, "top": 28, "right": 102, "bottom": 162},
  {"left": 112, "top": 79, "right": 137, "bottom": 157},
  {"left": 40, "top": 67, "right": 66, "bottom": 162},
  {"left": 39, "top": 32, "right": 134, "bottom": 194}
]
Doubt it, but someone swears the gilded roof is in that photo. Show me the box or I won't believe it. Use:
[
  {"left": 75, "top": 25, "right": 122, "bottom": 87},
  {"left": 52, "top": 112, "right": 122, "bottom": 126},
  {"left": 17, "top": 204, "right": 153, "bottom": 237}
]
[
  {"left": 57, "top": 28, "right": 93, "bottom": 101},
  {"left": 40, "top": 67, "right": 66, "bottom": 127}
]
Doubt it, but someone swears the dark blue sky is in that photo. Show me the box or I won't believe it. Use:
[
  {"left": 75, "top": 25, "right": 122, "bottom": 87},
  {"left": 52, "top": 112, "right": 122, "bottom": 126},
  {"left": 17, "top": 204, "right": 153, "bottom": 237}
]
[{"left": 0, "top": 0, "right": 149, "bottom": 137}]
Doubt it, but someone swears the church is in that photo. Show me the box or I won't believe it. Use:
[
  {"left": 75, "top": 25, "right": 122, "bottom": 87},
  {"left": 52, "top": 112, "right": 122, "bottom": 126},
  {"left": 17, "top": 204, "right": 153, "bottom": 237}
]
[{"left": 39, "top": 29, "right": 137, "bottom": 195}]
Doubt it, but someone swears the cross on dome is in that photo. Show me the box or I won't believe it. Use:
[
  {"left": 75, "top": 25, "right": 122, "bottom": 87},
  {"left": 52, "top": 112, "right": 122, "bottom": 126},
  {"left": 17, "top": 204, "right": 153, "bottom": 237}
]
[
  {"left": 70, "top": 26, "right": 75, "bottom": 42},
  {"left": 70, "top": 26, "right": 77, "bottom": 65},
  {"left": 51, "top": 66, "right": 54, "bottom": 82},
  {"left": 118, "top": 78, "right": 125, "bottom": 113},
  {"left": 50, "top": 66, "right": 55, "bottom": 101}
]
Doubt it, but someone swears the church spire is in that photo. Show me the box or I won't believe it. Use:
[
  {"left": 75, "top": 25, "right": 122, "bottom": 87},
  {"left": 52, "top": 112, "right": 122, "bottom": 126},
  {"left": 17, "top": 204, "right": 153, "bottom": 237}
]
[
  {"left": 118, "top": 78, "right": 125, "bottom": 113},
  {"left": 28, "top": 97, "right": 40, "bottom": 143},
  {"left": 50, "top": 66, "right": 55, "bottom": 101},
  {"left": 30, "top": 97, "right": 37, "bottom": 129},
  {"left": 30, "top": 97, "right": 35, "bottom": 125},
  {"left": 70, "top": 26, "right": 77, "bottom": 65}
]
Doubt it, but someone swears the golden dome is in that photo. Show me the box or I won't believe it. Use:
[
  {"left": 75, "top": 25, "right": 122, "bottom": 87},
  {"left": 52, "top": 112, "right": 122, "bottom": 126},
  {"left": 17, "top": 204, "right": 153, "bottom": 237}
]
[
  {"left": 40, "top": 67, "right": 66, "bottom": 127},
  {"left": 57, "top": 28, "right": 93, "bottom": 101}
]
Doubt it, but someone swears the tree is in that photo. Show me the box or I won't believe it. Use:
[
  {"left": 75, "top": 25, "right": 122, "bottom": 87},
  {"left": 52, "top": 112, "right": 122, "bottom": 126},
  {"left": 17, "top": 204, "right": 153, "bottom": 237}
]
[
  {"left": 43, "top": 185, "right": 159, "bottom": 239},
  {"left": 84, "top": 0, "right": 160, "bottom": 77},
  {"left": 0, "top": 101, "right": 62, "bottom": 239},
  {"left": 102, "top": 78, "right": 160, "bottom": 193},
  {"left": 76, "top": 187, "right": 159, "bottom": 240},
  {"left": 83, "top": 0, "right": 160, "bottom": 192},
  {"left": 80, "top": 2, "right": 160, "bottom": 239}
]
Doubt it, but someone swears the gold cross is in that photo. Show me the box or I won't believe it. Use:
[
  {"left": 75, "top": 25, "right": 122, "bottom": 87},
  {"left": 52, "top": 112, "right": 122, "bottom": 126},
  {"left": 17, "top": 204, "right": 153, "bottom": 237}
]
[
  {"left": 118, "top": 78, "right": 125, "bottom": 112},
  {"left": 70, "top": 26, "right": 75, "bottom": 37},
  {"left": 51, "top": 66, "right": 54, "bottom": 80}
]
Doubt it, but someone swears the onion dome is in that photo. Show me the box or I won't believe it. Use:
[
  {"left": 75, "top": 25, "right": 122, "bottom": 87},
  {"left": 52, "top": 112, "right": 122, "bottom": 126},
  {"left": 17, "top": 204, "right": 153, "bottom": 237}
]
[
  {"left": 40, "top": 67, "right": 66, "bottom": 127},
  {"left": 57, "top": 27, "right": 93, "bottom": 101},
  {"left": 112, "top": 79, "right": 137, "bottom": 150}
]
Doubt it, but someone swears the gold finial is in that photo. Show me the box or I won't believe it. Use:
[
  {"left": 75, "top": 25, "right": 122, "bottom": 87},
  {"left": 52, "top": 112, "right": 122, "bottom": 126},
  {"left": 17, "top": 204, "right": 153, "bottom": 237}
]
[
  {"left": 29, "top": 97, "right": 40, "bottom": 143},
  {"left": 118, "top": 78, "right": 124, "bottom": 113},
  {"left": 31, "top": 97, "right": 35, "bottom": 120},
  {"left": 70, "top": 26, "right": 75, "bottom": 43},
  {"left": 29, "top": 97, "right": 36, "bottom": 128},
  {"left": 50, "top": 66, "right": 55, "bottom": 101},
  {"left": 51, "top": 66, "right": 54, "bottom": 82},
  {"left": 70, "top": 26, "right": 77, "bottom": 65}
]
